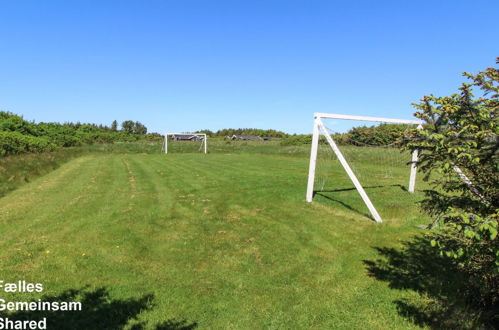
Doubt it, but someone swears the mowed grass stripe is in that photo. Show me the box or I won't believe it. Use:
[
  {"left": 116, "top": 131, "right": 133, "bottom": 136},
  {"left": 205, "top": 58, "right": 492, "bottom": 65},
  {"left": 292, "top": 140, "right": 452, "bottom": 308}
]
[
  {"left": 138, "top": 155, "right": 361, "bottom": 326},
  {"left": 134, "top": 154, "right": 421, "bottom": 327},
  {"left": 0, "top": 155, "right": 143, "bottom": 291},
  {"left": 0, "top": 153, "right": 425, "bottom": 328}
]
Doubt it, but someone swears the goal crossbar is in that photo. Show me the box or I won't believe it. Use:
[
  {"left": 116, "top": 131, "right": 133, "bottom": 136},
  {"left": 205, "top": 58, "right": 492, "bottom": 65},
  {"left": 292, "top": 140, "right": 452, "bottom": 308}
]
[
  {"left": 163, "top": 133, "right": 207, "bottom": 154},
  {"left": 306, "top": 113, "right": 423, "bottom": 223},
  {"left": 314, "top": 113, "right": 422, "bottom": 125}
]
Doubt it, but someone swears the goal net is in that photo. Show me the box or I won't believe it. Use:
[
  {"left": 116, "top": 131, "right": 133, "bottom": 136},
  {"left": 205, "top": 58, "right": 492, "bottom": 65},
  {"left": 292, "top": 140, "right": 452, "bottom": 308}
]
[
  {"left": 163, "top": 133, "right": 207, "bottom": 154},
  {"left": 306, "top": 113, "right": 422, "bottom": 223}
]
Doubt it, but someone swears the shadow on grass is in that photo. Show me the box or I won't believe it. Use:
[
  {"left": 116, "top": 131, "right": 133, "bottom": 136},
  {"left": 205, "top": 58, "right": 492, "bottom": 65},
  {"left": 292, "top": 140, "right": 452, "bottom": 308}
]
[
  {"left": 314, "top": 184, "right": 409, "bottom": 220},
  {"left": 364, "top": 236, "right": 495, "bottom": 329},
  {"left": 0, "top": 286, "right": 197, "bottom": 330},
  {"left": 317, "top": 184, "right": 407, "bottom": 193},
  {"left": 314, "top": 192, "right": 372, "bottom": 219}
]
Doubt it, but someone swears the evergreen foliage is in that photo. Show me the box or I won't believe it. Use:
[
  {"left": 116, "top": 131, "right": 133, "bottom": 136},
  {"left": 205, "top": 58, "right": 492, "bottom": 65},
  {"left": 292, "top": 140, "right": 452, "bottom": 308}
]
[{"left": 404, "top": 59, "right": 498, "bottom": 317}]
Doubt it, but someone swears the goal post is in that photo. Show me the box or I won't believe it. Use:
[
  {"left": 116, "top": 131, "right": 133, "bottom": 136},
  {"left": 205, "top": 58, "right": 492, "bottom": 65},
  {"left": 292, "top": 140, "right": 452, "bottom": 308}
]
[
  {"left": 163, "top": 133, "right": 207, "bottom": 154},
  {"left": 306, "top": 113, "right": 423, "bottom": 223}
]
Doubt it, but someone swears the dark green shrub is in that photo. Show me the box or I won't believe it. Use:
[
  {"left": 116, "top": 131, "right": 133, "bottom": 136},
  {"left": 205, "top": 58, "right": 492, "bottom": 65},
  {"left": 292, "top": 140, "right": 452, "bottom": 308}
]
[
  {"left": 280, "top": 135, "right": 312, "bottom": 146},
  {"left": 404, "top": 59, "right": 498, "bottom": 318},
  {"left": 0, "top": 111, "right": 151, "bottom": 156},
  {"left": 0, "top": 131, "right": 57, "bottom": 156},
  {"left": 279, "top": 125, "right": 408, "bottom": 147},
  {"left": 347, "top": 124, "right": 409, "bottom": 146}
]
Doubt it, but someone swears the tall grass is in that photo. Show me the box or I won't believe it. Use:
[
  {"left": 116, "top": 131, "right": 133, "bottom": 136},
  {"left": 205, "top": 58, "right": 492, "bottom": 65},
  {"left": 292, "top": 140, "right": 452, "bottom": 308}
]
[
  {"left": 0, "top": 149, "right": 84, "bottom": 197},
  {"left": 0, "top": 141, "right": 166, "bottom": 198}
]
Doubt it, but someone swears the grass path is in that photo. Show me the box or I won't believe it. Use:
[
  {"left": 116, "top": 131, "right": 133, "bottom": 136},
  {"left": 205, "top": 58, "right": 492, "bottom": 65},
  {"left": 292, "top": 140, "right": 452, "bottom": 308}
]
[{"left": 0, "top": 153, "right": 428, "bottom": 329}]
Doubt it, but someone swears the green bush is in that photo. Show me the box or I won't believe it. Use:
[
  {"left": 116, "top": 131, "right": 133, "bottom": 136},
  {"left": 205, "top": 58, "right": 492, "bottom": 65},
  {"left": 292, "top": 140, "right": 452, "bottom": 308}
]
[
  {"left": 0, "top": 131, "right": 57, "bottom": 156},
  {"left": 0, "top": 111, "right": 151, "bottom": 156},
  {"left": 0, "top": 112, "right": 39, "bottom": 135},
  {"left": 210, "top": 128, "right": 287, "bottom": 138},
  {"left": 404, "top": 59, "right": 498, "bottom": 317},
  {"left": 347, "top": 124, "right": 410, "bottom": 146},
  {"left": 279, "top": 124, "right": 409, "bottom": 147},
  {"left": 280, "top": 135, "right": 312, "bottom": 146}
]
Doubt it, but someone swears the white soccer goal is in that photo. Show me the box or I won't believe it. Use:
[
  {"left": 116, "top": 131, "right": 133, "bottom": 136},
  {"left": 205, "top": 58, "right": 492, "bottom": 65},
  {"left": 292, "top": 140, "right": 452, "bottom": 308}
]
[
  {"left": 163, "top": 133, "right": 207, "bottom": 154},
  {"left": 306, "top": 113, "right": 422, "bottom": 223}
]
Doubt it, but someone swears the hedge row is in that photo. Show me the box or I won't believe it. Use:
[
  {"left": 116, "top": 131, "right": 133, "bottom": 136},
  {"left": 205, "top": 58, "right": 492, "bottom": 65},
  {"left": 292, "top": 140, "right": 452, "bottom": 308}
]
[
  {"left": 0, "top": 112, "right": 147, "bottom": 156},
  {"left": 0, "top": 131, "right": 57, "bottom": 156},
  {"left": 344, "top": 124, "right": 409, "bottom": 146},
  {"left": 280, "top": 124, "right": 411, "bottom": 146},
  {"left": 280, "top": 134, "right": 313, "bottom": 146}
]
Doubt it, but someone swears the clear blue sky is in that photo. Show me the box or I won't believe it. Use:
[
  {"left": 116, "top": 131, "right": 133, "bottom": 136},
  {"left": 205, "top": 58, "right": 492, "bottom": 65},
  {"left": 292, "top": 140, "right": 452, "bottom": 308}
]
[{"left": 0, "top": 1, "right": 497, "bottom": 134}]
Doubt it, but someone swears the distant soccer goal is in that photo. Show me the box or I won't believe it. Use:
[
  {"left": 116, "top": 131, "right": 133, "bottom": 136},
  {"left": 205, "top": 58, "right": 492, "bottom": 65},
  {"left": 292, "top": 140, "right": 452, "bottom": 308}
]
[
  {"left": 163, "top": 133, "right": 207, "bottom": 154},
  {"left": 306, "top": 113, "right": 422, "bottom": 223}
]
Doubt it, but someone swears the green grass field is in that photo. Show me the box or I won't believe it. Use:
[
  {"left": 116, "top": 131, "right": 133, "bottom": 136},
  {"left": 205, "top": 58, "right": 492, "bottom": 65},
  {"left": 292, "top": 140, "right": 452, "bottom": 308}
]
[{"left": 0, "top": 146, "right": 440, "bottom": 329}]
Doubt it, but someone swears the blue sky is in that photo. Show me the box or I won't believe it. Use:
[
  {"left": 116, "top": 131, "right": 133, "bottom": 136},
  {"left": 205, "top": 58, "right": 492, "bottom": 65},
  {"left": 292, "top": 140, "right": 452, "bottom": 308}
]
[{"left": 0, "top": 1, "right": 497, "bottom": 134}]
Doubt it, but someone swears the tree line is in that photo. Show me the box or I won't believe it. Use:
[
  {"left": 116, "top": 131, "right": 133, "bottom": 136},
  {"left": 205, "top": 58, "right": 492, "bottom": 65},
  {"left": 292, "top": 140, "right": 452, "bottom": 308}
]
[
  {"left": 279, "top": 124, "right": 410, "bottom": 146},
  {"left": 0, "top": 112, "right": 150, "bottom": 156},
  {"left": 196, "top": 128, "right": 287, "bottom": 138}
]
